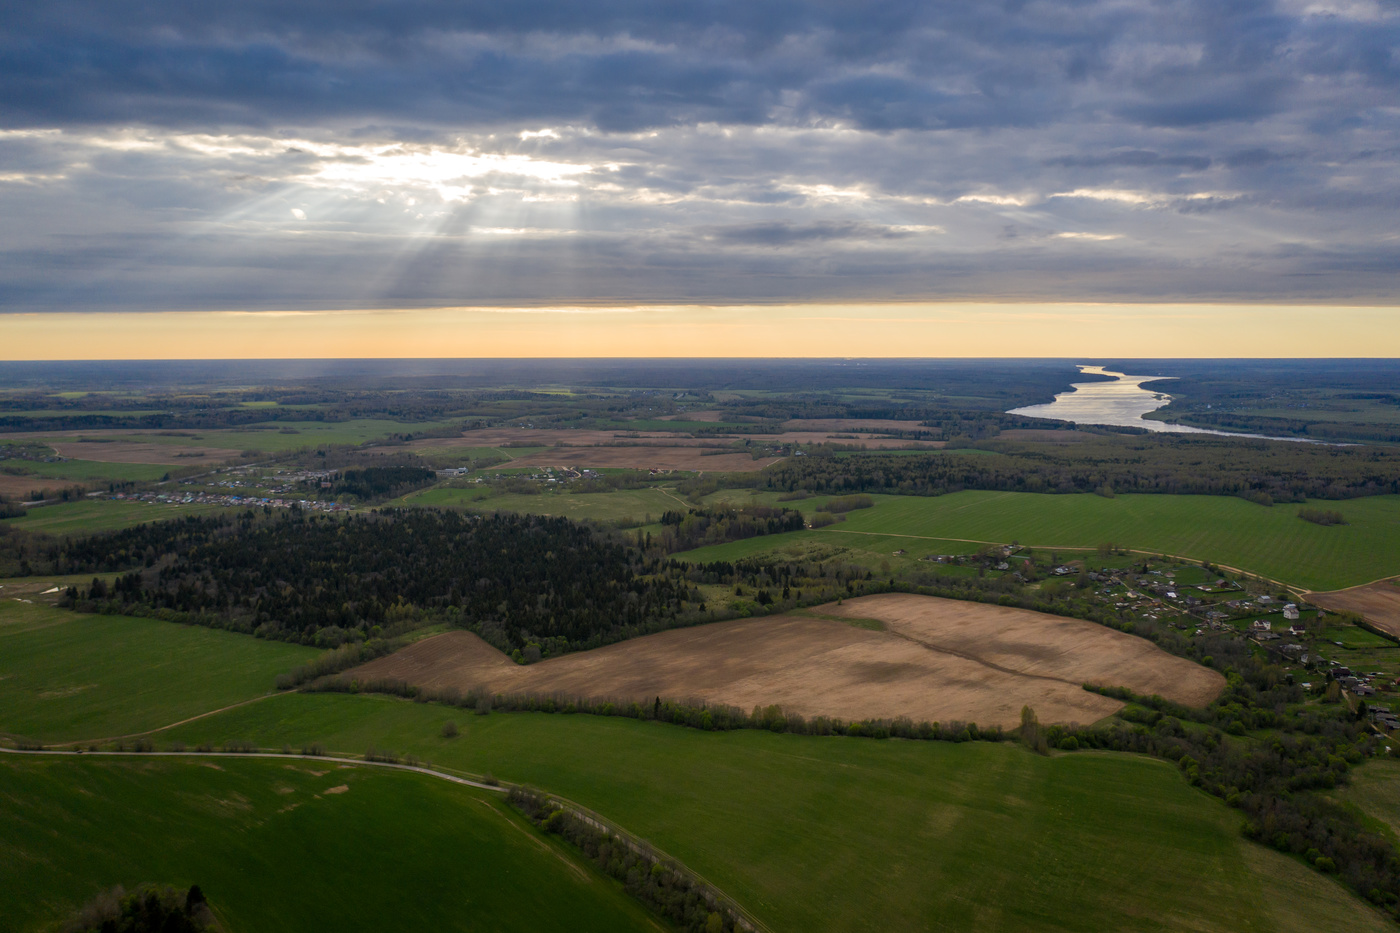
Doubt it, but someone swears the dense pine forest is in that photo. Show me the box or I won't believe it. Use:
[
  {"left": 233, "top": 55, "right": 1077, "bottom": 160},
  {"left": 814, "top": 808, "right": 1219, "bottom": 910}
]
[{"left": 58, "top": 510, "right": 696, "bottom": 655}]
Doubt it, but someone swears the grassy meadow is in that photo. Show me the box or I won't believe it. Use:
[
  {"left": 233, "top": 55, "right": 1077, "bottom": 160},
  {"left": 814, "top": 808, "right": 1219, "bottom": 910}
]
[
  {"left": 0, "top": 458, "right": 174, "bottom": 483},
  {"left": 0, "top": 599, "right": 318, "bottom": 743},
  {"left": 1, "top": 499, "right": 240, "bottom": 535},
  {"left": 153, "top": 693, "right": 1389, "bottom": 933},
  {"left": 679, "top": 491, "right": 1400, "bottom": 591},
  {"left": 0, "top": 755, "right": 662, "bottom": 933},
  {"left": 404, "top": 485, "right": 690, "bottom": 523}
]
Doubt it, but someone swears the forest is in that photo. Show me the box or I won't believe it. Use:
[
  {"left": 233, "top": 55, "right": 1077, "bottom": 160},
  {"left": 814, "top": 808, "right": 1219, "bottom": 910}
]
[{"left": 56, "top": 510, "right": 699, "bottom": 655}]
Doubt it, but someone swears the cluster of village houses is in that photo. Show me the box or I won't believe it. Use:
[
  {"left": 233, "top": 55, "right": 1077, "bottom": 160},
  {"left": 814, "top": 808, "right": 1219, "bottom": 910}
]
[{"left": 108, "top": 491, "right": 350, "bottom": 512}]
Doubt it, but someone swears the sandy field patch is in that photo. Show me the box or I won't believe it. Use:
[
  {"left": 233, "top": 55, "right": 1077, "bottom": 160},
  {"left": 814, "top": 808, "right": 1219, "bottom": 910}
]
[
  {"left": 350, "top": 594, "right": 1222, "bottom": 727},
  {"left": 42, "top": 441, "right": 240, "bottom": 465},
  {"left": 1310, "top": 579, "right": 1400, "bottom": 637},
  {"left": 0, "top": 475, "right": 56, "bottom": 498},
  {"left": 3, "top": 431, "right": 243, "bottom": 465}
]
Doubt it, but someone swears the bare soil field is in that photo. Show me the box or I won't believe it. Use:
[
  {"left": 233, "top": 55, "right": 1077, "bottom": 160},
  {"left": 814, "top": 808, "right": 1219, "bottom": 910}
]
[
  {"left": 350, "top": 593, "right": 1223, "bottom": 727},
  {"left": 409, "top": 429, "right": 720, "bottom": 450},
  {"left": 2, "top": 431, "right": 242, "bottom": 464},
  {"left": 749, "top": 432, "right": 943, "bottom": 449},
  {"left": 0, "top": 475, "right": 52, "bottom": 498},
  {"left": 1310, "top": 578, "right": 1400, "bottom": 637},
  {"left": 512, "top": 448, "right": 784, "bottom": 473},
  {"left": 41, "top": 441, "right": 239, "bottom": 465}
]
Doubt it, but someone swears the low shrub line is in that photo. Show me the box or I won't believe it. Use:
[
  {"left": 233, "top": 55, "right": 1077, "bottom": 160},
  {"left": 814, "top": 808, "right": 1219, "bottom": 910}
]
[
  {"left": 508, "top": 786, "right": 756, "bottom": 933},
  {"left": 306, "top": 676, "right": 1007, "bottom": 743}
]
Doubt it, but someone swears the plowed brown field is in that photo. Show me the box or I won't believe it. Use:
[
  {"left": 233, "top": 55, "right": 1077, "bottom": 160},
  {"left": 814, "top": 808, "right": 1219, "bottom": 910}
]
[
  {"left": 350, "top": 594, "right": 1222, "bottom": 727},
  {"left": 1310, "top": 578, "right": 1400, "bottom": 637}
]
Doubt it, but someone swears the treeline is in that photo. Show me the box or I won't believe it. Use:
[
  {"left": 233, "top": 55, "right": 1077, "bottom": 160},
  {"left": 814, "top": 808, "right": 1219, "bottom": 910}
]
[
  {"left": 509, "top": 788, "right": 746, "bottom": 933},
  {"left": 311, "top": 676, "right": 1006, "bottom": 742},
  {"left": 760, "top": 434, "right": 1400, "bottom": 500},
  {"left": 1073, "top": 679, "right": 1397, "bottom": 914}
]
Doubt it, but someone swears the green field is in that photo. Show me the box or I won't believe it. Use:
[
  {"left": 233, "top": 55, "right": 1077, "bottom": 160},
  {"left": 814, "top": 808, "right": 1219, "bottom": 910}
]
[
  {"left": 679, "top": 491, "right": 1400, "bottom": 591},
  {"left": 0, "top": 458, "right": 174, "bottom": 483},
  {"left": 0, "top": 600, "right": 318, "bottom": 742},
  {"left": 1, "top": 499, "right": 239, "bottom": 535},
  {"left": 35, "top": 419, "right": 464, "bottom": 452},
  {"left": 154, "top": 693, "right": 1389, "bottom": 933},
  {"left": 404, "top": 485, "right": 690, "bottom": 523},
  {"left": 1337, "top": 760, "right": 1400, "bottom": 844},
  {"left": 0, "top": 755, "right": 662, "bottom": 933}
]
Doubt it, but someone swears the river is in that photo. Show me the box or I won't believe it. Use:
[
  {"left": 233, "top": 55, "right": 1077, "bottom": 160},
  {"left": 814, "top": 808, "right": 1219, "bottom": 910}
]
[{"left": 1006, "top": 365, "right": 1314, "bottom": 442}]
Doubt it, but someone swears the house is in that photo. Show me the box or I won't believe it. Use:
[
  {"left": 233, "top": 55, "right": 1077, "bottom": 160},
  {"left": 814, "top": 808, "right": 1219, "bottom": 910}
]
[
  {"left": 1251, "top": 620, "right": 1272, "bottom": 632},
  {"left": 1283, "top": 604, "right": 1300, "bottom": 621}
]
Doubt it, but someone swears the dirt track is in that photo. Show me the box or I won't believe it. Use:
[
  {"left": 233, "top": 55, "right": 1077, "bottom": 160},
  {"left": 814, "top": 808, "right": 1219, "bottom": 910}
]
[
  {"left": 350, "top": 594, "right": 1222, "bottom": 727},
  {"left": 1310, "top": 579, "right": 1400, "bottom": 637}
]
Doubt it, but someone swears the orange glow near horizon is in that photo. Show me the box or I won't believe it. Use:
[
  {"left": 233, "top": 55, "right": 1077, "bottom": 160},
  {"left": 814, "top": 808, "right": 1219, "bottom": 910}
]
[{"left": 3, "top": 303, "right": 1398, "bottom": 360}]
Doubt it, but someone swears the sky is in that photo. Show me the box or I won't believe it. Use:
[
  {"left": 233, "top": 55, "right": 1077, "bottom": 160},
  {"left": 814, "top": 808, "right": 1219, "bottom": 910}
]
[{"left": 2, "top": 1, "right": 1398, "bottom": 356}]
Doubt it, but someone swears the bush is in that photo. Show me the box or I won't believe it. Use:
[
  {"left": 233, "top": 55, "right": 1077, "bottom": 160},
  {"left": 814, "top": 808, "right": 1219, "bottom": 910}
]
[
  {"left": 1298, "top": 507, "right": 1347, "bottom": 526},
  {"left": 441, "top": 720, "right": 459, "bottom": 738},
  {"left": 62, "top": 883, "right": 219, "bottom": 932}
]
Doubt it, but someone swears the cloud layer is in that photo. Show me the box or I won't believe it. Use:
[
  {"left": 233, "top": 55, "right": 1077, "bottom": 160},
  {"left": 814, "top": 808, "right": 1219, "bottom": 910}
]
[{"left": 1, "top": 0, "right": 1398, "bottom": 310}]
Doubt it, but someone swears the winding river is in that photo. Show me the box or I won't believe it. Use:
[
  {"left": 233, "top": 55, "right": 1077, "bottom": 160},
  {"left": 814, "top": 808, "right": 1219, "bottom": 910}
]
[{"left": 1007, "top": 365, "right": 1314, "bottom": 442}]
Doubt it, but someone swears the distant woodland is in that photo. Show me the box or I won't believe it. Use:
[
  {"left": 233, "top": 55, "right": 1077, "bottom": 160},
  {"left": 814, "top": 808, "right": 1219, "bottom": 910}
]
[{"left": 759, "top": 435, "right": 1400, "bottom": 501}]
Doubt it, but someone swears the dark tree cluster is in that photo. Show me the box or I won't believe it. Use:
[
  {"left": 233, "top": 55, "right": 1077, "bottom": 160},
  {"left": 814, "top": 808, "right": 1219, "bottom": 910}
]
[
  {"left": 653, "top": 504, "right": 805, "bottom": 552},
  {"left": 315, "top": 465, "right": 437, "bottom": 501},
  {"left": 761, "top": 434, "right": 1400, "bottom": 501},
  {"left": 60, "top": 509, "right": 696, "bottom": 655},
  {"left": 62, "top": 884, "right": 218, "bottom": 933}
]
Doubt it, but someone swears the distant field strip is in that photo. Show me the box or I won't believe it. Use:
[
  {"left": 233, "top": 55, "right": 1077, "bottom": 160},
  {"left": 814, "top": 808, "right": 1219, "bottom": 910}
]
[
  {"left": 682, "top": 492, "right": 1400, "bottom": 592},
  {"left": 1, "top": 499, "right": 239, "bottom": 535}
]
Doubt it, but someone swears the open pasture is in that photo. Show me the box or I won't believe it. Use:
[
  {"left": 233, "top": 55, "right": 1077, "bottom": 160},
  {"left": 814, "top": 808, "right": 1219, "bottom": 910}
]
[
  {"left": 2, "top": 499, "right": 238, "bottom": 536},
  {"left": 1, "top": 457, "right": 174, "bottom": 482},
  {"left": 681, "top": 491, "right": 1400, "bottom": 592},
  {"left": 162, "top": 695, "right": 1390, "bottom": 933},
  {"left": 0, "top": 599, "right": 318, "bottom": 743},
  {"left": 404, "top": 485, "right": 688, "bottom": 523},
  {"left": 832, "top": 491, "right": 1400, "bottom": 591},
  {"left": 0, "top": 755, "right": 660, "bottom": 933},
  {"left": 349, "top": 594, "right": 1222, "bottom": 727},
  {"left": 1310, "top": 578, "right": 1400, "bottom": 637}
]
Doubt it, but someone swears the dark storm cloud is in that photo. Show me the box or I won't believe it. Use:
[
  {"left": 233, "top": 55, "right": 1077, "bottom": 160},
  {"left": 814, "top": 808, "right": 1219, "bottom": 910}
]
[
  {"left": 1, "top": 0, "right": 1398, "bottom": 309},
  {"left": 5, "top": 1, "right": 1398, "bottom": 133},
  {"left": 698, "top": 221, "right": 922, "bottom": 247}
]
